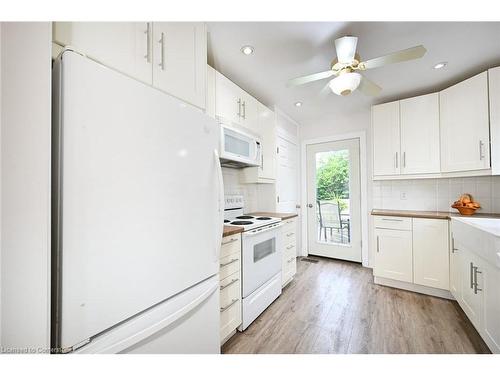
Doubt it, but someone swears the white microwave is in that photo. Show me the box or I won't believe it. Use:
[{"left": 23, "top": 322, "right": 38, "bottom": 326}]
[{"left": 219, "top": 124, "right": 262, "bottom": 168}]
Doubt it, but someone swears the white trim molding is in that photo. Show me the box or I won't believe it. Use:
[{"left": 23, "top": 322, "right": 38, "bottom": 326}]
[{"left": 300, "top": 131, "right": 369, "bottom": 267}]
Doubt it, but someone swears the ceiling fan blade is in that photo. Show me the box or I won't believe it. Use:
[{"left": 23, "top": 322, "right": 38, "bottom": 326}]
[
  {"left": 334, "top": 36, "right": 358, "bottom": 64},
  {"left": 287, "top": 70, "right": 334, "bottom": 87},
  {"left": 361, "top": 45, "right": 427, "bottom": 70},
  {"left": 358, "top": 75, "right": 382, "bottom": 96}
]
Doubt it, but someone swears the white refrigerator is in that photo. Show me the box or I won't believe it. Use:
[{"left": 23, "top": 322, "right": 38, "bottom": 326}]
[{"left": 52, "top": 51, "right": 224, "bottom": 353}]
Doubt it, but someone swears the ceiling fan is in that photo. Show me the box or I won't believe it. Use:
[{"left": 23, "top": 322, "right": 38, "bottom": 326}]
[{"left": 287, "top": 36, "right": 427, "bottom": 97}]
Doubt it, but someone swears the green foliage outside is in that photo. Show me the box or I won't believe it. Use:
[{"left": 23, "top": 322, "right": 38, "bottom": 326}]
[{"left": 316, "top": 150, "right": 349, "bottom": 210}]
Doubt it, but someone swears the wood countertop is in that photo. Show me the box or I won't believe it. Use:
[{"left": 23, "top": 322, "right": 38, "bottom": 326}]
[
  {"left": 249, "top": 212, "right": 299, "bottom": 220},
  {"left": 223, "top": 225, "right": 243, "bottom": 238},
  {"left": 371, "top": 209, "right": 500, "bottom": 220}
]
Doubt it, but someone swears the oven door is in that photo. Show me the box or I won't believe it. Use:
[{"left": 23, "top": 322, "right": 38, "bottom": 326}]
[
  {"left": 242, "top": 223, "right": 283, "bottom": 298},
  {"left": 220, "top": 125, "right": 261, "bottom": 167}
]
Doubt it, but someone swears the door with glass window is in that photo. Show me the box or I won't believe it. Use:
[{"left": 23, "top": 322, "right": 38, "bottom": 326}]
[{"left": 306, "top": 139, "right": 361, "bottom": 262}]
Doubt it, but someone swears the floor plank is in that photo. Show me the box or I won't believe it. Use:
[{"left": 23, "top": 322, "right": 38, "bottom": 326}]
[{"left": 222, "top": 256, "right": 491, "bottom": 354}]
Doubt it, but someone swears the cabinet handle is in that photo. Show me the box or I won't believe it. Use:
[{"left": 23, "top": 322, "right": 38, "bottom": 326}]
[
  {"left": 395, "top": 152, "right": 398, "bottom": 169},
  {"left": 220, "top": 278, "right": 239, "bottom": 291},
  {"left": 222, "top": 237, "right": 238, "bottom": 245},
  {"left": 473, "top": 266, "right": 482, "bottom": 294},
  {"left": 220, "top": 298, "right": 239, "bottom": 313},
  {"left": 403, "top": 152, "right": 406, "bottom": 168},
  {"left": 376, "top": 235, "right": 380, "bottom": 253},
  {"left": 451, "top": 238, "right": 458, "bottom": 253},
  {"left": 237, "top": 99, "right": 242, "bottom": 118},
  {"left": 220, "top": 258, "right": 239, "bottom": 267},
  {"left": 470, "top": 262, "right": 474, "bottom": 289},
  {"left": 286, "top": 244, "right": 294, "bottom": 250},
  {"left": 286, "top": 232, "right": 294, "bottom": 237},
  {"left": 242, "top": 101, "right": 246, "bottom": 119},
  {"left": 381, "top": 218, "right": 403, "bottom": 222},
  {"left": 158, "top": 32, "right": 165, "bottom": 70},
  {"left": 144, "top": 23, "right": 151, "bottom": 63},
  {"left": 479, "top": 140, "right": 485, "bottom": 160}
]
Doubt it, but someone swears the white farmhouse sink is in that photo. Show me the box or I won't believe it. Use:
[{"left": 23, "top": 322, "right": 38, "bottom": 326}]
[{"left": 452, "top": 217, "right": 500, "bottom": 238}]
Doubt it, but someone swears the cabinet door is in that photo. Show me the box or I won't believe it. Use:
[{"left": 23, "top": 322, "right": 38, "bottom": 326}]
[
  {"left": 372, "top": 101, "right": 401, "bottom": 176},
  {"left": 440, "top": 72, "right": 490, "bottom": 172},
  {"left": 259, "top": 105, "right": 277, "bottom": 180},
  {"left": 206, "top": 65, "right": 216, "bottom": 119},
  {"left": 488, "top": 67, "right": 500, "bottom": 175},
  {"left": 400, "top": 93, "right": 440, "bottom": 174},
  {"left": 459, "top": 247, "right": 483, "bottom": 330},
  {"left": 152, "top": 22, "right": 207, "bottom": 109},
  {"left": 239, "top": 93, "right": 259, "bottom": 131},
  {"left": 483, "top": 262, "right": 500, "bottom": 353},
  {"left": 374, "top": 228, "right": 413, "bottom": 282},
  {"left": 413, "top": 218, "right": 449, "bottom": 290},
  {"left": 215, "top": 71, "right": 243, "bottom": 125},
  {"left": 53, "top": 22, "right": 152, "bottom": 84},
  {"left": 449, "top": 235, "right": 462, "bottom": 299}
]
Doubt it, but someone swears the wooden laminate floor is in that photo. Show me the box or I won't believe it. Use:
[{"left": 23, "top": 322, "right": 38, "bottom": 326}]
[{"left": 222, "top": 256, "right": 490, "bottom": 354}]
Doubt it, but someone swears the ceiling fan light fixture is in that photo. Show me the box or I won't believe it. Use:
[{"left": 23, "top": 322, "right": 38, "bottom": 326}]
[
  {"left": 433, "top": 61, "right": 447, "bottom": 69},
  {"left": 329, "top": 72, "right": 362, "bottom": 96}
]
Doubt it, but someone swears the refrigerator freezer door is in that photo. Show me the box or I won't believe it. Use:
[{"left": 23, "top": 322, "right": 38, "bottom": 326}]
[
  {"left": 53, "top": 51, "right": 222, "bottom": 350},
  {"left": 76, "top": 275, "right": 220, "bottom": 353}
]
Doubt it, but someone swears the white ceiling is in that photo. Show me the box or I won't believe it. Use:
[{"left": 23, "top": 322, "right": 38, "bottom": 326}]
[{"left": 207, "top": 22, "right": 500, "bottom": 126}]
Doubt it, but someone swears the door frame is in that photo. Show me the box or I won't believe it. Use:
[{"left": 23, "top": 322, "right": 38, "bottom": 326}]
[{"left": 301, "top": 131, "right": 369, "bottom": 267}]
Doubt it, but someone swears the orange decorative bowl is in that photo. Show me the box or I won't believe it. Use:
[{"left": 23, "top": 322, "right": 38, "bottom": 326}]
[{"left": 451, "top": 204, "right": 478, "bottom": 216}]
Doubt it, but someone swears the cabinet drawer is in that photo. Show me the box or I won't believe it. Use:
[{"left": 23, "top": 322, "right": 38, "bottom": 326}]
[
  {"left": 221, "top": 234, "right": 241, "bottom": 258},
  {"left": 374, "top": 216, "right": 412, "bottom": 231},
  {"left": 220, "top": 271, "right": 241, "bottom": 308},
  {"left": 283, "top": 230, "right": 296, "bottom": 246},
  {"left": 282, "top": 218, "right": 297, "bottom": 233},
  {"left": 220, "top": 295, "right": 241, "bottom": 342},
  {"left": 220, "top": 253, "right": 240, "bottom": 280}
]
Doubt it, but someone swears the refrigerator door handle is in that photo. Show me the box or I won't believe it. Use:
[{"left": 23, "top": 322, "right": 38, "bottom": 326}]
[{"left": 214, "top": 149, "right": 224, "bottom": 261}]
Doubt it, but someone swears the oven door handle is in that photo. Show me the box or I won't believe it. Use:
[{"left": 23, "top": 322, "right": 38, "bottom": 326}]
[{"left": 243, "top": 222, "right": 284, "bottom": 237}]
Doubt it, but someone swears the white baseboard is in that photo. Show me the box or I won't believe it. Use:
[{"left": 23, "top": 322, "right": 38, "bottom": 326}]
[{"left": 374, "top": 276, "right": 454, "bottom": 300}]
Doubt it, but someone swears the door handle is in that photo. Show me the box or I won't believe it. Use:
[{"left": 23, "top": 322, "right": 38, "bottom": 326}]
[
  {"left": 158, "top": 32, "right": 165, "bottom": 70},
  {"left": 143, "top": 23, "right": 151, "bottom": 63},
  {"left": 237, "top": 99, "right": 242, "bottom": 118},
  {"left": 307, "top": 203, "right": 313, "bottom": 208}
]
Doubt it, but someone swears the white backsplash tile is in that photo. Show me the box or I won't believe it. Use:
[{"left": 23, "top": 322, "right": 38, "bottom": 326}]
[{"left": 372, "top": 176, "right": 500, "bottom": 214}]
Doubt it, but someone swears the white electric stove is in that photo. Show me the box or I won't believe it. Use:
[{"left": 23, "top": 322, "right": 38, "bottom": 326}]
[{"left": 223, "top": 195, "right": 283, "bottom": 330}]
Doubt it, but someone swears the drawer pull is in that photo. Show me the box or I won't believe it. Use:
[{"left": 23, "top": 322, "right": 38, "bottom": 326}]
[
  {"left": 286, "top": 232, "right": 294, "bottom": 237},
  {"left": 220, "top": 258, "right": 239, "bottom": 267},
  {"left": 220, "top": 278, "right": 239, "bottom": 291},
  {"left": 287, "top": 257, "right": 295, "bottom": 263},
  {"left": 222, "top": 237, "right": 239, "bottom": 245},
  {"left": 220, "top": 298, "right": 239, "bottom": 313},
  {"left": 286, "top": 244, "right": 294, "bottom": 250},
  {"left": 381, "top": 218, "right": 403, "bottom": 222}
]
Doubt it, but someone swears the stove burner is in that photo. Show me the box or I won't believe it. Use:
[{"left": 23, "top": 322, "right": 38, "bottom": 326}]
[
  {"left": 230, "top": 220, "right": 253, "bottom": 225},
  {"left": 224, "top": 220, "right": 230, "bottom": 223},
  {"left": 236, "top": 215, "right": 255, "bottom": 219},
  {"left": 256, "top": 217, "right": 272, "bottom": 220}
]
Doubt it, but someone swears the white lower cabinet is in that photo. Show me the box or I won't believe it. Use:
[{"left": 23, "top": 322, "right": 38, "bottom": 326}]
[
  {"left": 219, "top": 234, "right": 242, "bottom": 344},
  {"left": 413, "top": 218, "right": 450, "bottom": 290},
  {"left": 451, "top": 219, "right": 500, "bottom": 353},
  {"left": 373, "top": 215, "right": 450, "bottom": 294},
  {"left": 281, "top": 217, "right": 298, "bottom": 287}
]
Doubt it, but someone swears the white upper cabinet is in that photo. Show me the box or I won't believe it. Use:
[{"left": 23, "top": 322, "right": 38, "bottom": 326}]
[
  {"left": 242, "top": 103, "right": 276, "bottom": 183},
  {"left": 53, "top": 22, "right": 207, "bottom": 109},
  {"left": 488, "top": 67, "right": 500, "bottom": 175},
  {"left": 152, "top": 23, "right": 207, "bottom": 109},
  {"left": 215, "top": 71, "right": 259, "bottom": 131},
  {"left": 372, "top": 101, "right": 400, "bottom": 176},
  {"left": 53, "top": 22, "right": 153, "bottom": 84},
  {"left": 440, "top": 72, "right": 490, "bottom": 172},
  {"left": 400, "top": 93, "right": 440, "bottom": 174}
]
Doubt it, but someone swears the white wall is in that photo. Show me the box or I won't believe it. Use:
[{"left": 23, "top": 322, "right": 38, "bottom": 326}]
[{"left": 0, "top": 22, "right": 52, "bottom": 351}]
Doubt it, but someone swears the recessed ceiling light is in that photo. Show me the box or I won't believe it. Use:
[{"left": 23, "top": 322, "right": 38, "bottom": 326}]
[
  {"left": 241, "top": 45, "right": 254, "bottom": 55},
  {"left": 434, "top": 62, "right": 447, "bottom": 69},
  {"left": 294, "top": 101, "right": 302, "bottom": 107}
]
